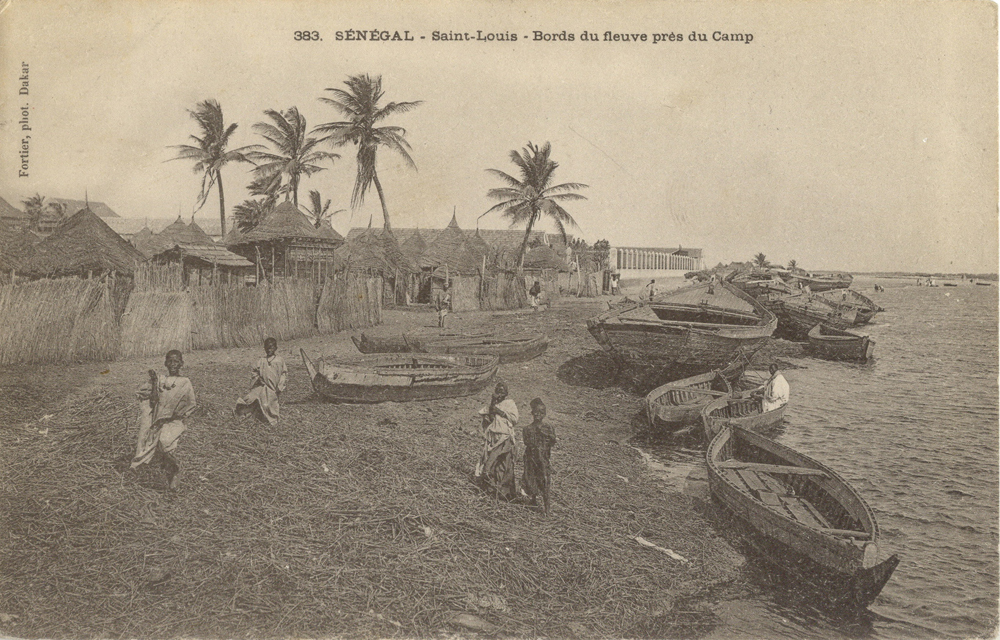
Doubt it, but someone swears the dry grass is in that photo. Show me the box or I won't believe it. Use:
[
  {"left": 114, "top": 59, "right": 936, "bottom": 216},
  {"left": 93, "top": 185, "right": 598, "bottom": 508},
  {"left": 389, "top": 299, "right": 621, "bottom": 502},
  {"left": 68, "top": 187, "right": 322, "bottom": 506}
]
[
  {"left": 316, "top": 275, "right": 382, "bottom": 333},
  {"left": 0, "top": 303, "right": 741, "bottom": 639}
]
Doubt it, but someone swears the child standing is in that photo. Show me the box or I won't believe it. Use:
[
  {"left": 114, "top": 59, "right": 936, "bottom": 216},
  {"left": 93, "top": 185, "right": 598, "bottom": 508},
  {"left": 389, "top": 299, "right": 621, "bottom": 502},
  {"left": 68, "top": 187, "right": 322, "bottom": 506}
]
[
  {"left": 131, "top": 350, "right": 197, "bottom": 490},
  {"left": 521, "top": 398, "right": 556, "bottom": 514},
  {"left": 234, "top": 337, "right": 288, "bottom": 425},
  {"left": 436, "top": 283, "right": 451, "bottom": 328}
]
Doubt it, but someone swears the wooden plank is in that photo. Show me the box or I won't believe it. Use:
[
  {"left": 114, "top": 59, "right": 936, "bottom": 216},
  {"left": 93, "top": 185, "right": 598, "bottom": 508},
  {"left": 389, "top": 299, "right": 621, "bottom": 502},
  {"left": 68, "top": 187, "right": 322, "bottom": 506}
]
[
  {"left": 801, "top": 499, "right": 833, "bottom": 528},
  {"left": 758, "top": 491, "right": 782, "bottom": 507},
  {"left": 757, "top": 472, "right": 792, "bottom": 495},
  {"left": 737, "top": 469, "right": 769, "bottom": 493},
  {"left": 717, "top": 461, "right": 828, "bottom": 477},
  {"left": 819, "top": 527, "right": 872, "bottom": 540},
  {"left": 780, "top": 496, "right": 827, "bottom": 527},
  {"left": 722, "top": 469, "right": 745, "bottom": 489}
]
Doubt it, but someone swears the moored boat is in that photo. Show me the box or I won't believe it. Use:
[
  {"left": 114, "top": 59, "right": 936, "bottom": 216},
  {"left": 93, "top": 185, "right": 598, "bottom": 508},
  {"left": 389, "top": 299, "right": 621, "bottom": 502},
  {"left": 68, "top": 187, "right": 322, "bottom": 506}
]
[
  {"left": 300, "top": 349, "right": 498, "bottom": 403},
  {"left": 701, "top": 394, "right": 787, "bottom": 442},
  {"left": 781, "top": 272, "right": 854, "bottom": 292},
  {"left": 706, "top": 425, "right": 899, "bottom": 609},
  {"left": 352, "top": 329, "right": 548, "bottom": 363},
  {"left": 766, "top": 292, "right": 858, "bottom": 340},
  {"left": 644, "top": 360, "right": 756, "bottom": 433},
  {"left": 816, "top": 289, "right": 884, "bottom": 325},
  {"left": 586, "top": 282, "right": 776, "bottom": 370},
  {"left": 806, "top": 324, "right": 876, "bottom": 363}
]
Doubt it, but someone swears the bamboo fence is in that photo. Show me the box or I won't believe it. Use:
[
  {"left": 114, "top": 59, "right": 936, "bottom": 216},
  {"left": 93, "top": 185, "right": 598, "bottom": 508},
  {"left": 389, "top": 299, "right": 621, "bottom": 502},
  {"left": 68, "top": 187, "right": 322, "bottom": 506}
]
[
  {"left": 316, "top": 274, "right": 383, "bottom": 333},
  {"left": 0, "top": 279, "right": 120, "bottom": 365}
]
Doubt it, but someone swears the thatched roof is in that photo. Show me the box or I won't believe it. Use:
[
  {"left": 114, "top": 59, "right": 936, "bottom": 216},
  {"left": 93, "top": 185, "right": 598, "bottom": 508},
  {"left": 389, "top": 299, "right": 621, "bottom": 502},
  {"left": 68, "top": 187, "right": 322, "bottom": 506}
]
[
  {"left": 400, "top": 228, "right": 428, "bottom": 262},
  {"left": 45, "top": 198, "right": 120, "bottom": 219},
  {"left": 524, "top": 245, "right": 572, "bottom": 272},
  {"left": 419, "top": 215, "right": 482, "bottom": 274},
  {"left": 465, "top": 230, "right": 492, "bottom": 263},
  {"left": 316, "top": 219, "right": 345, "bottom": 243},
  {"left": 0, "top": 196, "right": 28, "bottom": 222},
  {"left": 153, "top": 244, "right": 254, "bottom": 268},
  {"left": 338, "top": 228, "right": 415, "bottom": 274},
  {"left": 225, "top": 202, "right": 341, "bottom": 247},
  {"left": 0, "top": 219, "right": 41, "bottom": 271},
  {"left": 18, "top": 208, "right": 145, "bottom": 277}
]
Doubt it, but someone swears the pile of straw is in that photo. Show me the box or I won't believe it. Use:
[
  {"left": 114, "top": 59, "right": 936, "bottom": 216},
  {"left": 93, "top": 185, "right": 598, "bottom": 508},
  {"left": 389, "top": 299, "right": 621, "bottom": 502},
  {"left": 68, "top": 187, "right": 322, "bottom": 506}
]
[
  {"left": 0, "top": 279, "right": 120, "bottom": 365},
  {"left": 0, "top": 353, "right": 730, "bottom": 638}
]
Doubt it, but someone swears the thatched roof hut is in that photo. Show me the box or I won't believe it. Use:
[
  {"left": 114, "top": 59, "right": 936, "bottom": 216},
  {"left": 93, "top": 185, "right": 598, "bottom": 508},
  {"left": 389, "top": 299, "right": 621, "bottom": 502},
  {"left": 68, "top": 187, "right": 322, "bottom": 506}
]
[
  {"left": 465, "top": 230, "right": 492, "bottom": 264},
  {"left": 0, "top": 219, "right": 41, "bottom": 271},
  {"left": 400, "top": 228, "right": 428, "bottom": 263},
  {"left": 338, "top": 228, "right": 415, "bottom": 275},
  {"left": 420, "top": 215, "right": 482, "bottom": 275},
  {"left": 225, "top": 202, "right": 341, "bottom": 280},
  {"left": 18, "top": 207, "right": 145, "bottom": 277}
]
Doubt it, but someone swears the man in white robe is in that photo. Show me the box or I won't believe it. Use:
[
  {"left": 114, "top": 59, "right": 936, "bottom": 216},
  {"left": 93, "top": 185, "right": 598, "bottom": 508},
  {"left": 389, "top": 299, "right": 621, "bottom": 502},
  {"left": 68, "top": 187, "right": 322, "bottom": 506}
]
[{"left": 759, "top": 364, "right": 789, "bottom": 412}]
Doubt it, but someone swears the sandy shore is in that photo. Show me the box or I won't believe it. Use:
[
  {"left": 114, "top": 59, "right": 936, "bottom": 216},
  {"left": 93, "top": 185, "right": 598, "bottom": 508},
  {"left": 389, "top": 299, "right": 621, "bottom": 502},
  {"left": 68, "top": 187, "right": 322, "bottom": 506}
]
[{"left": 0, "top": 296, "right": 761, "bottom": 638}]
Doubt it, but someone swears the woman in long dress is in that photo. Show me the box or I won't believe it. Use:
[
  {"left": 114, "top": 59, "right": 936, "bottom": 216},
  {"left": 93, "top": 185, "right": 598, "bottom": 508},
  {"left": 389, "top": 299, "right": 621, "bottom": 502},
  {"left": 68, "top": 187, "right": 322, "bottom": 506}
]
[{"left": 474, "top": 381, "right": 519, "bottom": 500}]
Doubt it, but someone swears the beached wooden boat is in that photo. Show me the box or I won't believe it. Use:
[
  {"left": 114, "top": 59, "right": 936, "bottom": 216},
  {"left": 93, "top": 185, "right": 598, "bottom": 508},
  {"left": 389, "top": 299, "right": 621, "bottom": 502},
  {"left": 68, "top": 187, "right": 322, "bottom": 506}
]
[
  {"left": 707, "top": 425, "right": 899, "bottom": 609},
  {"left": 766, "top": 292, "right": 858, "bottom": 340},
  {"left": 975, "top": 282, "right": 992, "bottom": 286},
  {"left": 816, "top": 289, "right": 884, "bottom": 325},
  {"left": 942, "top": 283, "right": 958, "bottom": 287},
  {"left": 644, "top": 360, "right": 756, "bottom": 433},
  {"left": 807, "top": 324, "right": 876, "bottom": 363},
  {"left": 300, "top": 349, "right": 498, "bottom": 403},
  {"left": 701, "top": 394, "right": 787, "bottom": 442},
  {"left": 781, "top": 272, "right": 854, "bottom": 292},
  {"left": 352, "top": 329, "right": 548, "bottom": 363},
  {"left": 586, "top": 282, "right": 776, "bottom": 370},
  {"left": 727, "top": 271, "right": 795, "bottom": 299}
]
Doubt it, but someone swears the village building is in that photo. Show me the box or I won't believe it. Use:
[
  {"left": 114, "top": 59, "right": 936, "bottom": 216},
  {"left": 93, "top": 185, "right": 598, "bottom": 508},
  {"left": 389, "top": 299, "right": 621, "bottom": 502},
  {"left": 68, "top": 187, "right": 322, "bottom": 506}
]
[
  {"left": 608, "top": 245, "right": 705, "bottom": 280},
  {"left": 337, "top": 227, "right": 416, "bottom": 304},
  {"left": 223, "top": 201, "right": 342, "bottom": 282},
  {"left": 0, "top": 196, "right": 30, "bottom": 230},
  {"left": 136, "top": 216, "right": 254, "bottom": 286},
  {"left": 17, "top": 207, "right": 145, "bottom": 278}
]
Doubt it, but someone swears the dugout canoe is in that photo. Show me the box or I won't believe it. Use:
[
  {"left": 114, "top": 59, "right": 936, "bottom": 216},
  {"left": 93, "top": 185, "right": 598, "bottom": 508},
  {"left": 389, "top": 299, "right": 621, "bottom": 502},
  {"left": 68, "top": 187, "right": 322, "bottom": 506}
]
[
  {"left": 644, "top": 359, "right": 756, "bottom": 434},
  {"left": 767, "top": 292, "right": 858, "bottom": 341},
  {"left": 701, "top": 394, "right": 788, "bottom": 442},
  {"left": 300, "top": 349, "right": 498, "bottom": 403},
  {"left": 707, "top": 425, "right": 899, "bottom": 609},
  {"left": 586, "top": 282, "right": 776, "bottom": 370},
  {"left": 352, "top": 329, "right": 548, "bottom": 363},
  {"left": 806, "top": 324, "right": 876, "bottom": 363},
  {"left": 815, "top": 289, "right": 884, "bottom": 325},
  {"left": 781, "top": 272, "right": 854, "bottom": 292}
]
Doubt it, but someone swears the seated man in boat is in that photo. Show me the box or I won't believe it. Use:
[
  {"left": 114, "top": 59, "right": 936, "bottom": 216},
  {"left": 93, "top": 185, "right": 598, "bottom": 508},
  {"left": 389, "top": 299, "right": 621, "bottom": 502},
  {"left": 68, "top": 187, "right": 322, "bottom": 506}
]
[{"left": 755, "top": 364, "right": 789, "bottom": 412}]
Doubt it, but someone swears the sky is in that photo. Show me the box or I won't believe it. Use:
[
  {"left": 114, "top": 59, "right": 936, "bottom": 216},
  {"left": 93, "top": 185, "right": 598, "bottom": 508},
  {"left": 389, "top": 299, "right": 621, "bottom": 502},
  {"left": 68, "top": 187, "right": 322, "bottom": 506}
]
[{"left": 0, "top": 0, "right": 996, "bottom": 273}]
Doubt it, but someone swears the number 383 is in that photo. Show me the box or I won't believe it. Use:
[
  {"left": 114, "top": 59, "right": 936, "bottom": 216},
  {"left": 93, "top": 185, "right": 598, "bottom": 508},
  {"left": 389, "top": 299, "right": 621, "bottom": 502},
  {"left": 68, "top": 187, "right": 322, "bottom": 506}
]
[{"left": 294, "top": 31, "right": 321, "bottom": 41}]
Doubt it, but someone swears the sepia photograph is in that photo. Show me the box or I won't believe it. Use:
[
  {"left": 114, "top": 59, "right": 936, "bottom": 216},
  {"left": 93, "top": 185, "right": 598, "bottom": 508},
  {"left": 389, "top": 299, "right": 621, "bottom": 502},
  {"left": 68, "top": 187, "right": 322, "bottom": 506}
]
[{"left": 0, "top": 0, "right": 996, "bottom": 638}]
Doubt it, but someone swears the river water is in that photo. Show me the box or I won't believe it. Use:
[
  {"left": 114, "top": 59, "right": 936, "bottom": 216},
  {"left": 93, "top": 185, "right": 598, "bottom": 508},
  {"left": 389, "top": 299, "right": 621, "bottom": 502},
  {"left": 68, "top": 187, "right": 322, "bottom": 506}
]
[{"left": 641, "top": 276, "right": 999, "bottom": 639}]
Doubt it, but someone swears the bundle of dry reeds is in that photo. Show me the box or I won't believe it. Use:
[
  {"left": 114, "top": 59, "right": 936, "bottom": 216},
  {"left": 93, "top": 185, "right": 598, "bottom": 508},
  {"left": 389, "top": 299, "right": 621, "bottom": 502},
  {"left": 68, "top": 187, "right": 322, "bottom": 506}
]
[
  {"left": 118, "top": 291, "right": 193, "bottom": 358},
  {"left": 0, "top": 278, "right": 120, "bottom": 365},
  {"left": 316, "top": 274, "right": 382, "bottom": 333},
  {"left": 134, "top": 262, "right": 184, "bottom": 292}
]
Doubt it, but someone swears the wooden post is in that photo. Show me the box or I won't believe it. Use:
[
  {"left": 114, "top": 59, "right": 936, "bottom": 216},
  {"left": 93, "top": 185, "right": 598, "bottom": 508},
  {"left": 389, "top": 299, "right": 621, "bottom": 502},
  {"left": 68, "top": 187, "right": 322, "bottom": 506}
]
[
  {"left": 255, "top": 245, "right": 262, "bottom": 283},
  {"left": 271, "top": 245, "right": 276, "bottom": 281}
]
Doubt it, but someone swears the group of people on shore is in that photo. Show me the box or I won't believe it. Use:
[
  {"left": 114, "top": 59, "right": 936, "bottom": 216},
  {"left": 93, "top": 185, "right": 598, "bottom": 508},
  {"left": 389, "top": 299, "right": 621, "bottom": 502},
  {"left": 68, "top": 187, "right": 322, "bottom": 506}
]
[{"left": 128, "top": 343, "right": 557, "bottom": 513}]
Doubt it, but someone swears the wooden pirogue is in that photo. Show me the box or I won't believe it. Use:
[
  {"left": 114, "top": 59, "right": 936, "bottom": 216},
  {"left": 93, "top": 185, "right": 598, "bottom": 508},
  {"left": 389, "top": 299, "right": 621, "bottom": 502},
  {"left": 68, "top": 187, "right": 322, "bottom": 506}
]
[
  {"left": 352, "top": 328, "right": 548, "bottom": 363},
  {"left": 300, "top": 349, "right": 498, "bottom": 403},
  {"left": 701, "top": 394, "right": 787, "bottom": 442},
  {"left": 815, "top": 288, "right": 884, "bottom": 325},
  {"left": 707, "top": 425, "right": 899, "bottom": 609},
  {"left": 644, "top": 359, "right": 757, "bottom": 434},
  {"left": 780, "top": 272, "right": 854, "bottom": 292},
  {"left": 586, "top": 282, "right": 776, "bottom": 370},
  {"left": 806, "top": 324, "right": 876, "bottom": 363},
  {"left": 764, "top": 292, "right": 858, "bottom": 341}
]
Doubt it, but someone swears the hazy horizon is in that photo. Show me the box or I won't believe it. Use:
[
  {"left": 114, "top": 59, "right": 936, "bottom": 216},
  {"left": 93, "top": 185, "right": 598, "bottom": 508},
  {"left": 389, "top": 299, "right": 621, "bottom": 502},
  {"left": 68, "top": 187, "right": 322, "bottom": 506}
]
[{"left": 1, "top": 0, "right": 996, "bottom": 274}]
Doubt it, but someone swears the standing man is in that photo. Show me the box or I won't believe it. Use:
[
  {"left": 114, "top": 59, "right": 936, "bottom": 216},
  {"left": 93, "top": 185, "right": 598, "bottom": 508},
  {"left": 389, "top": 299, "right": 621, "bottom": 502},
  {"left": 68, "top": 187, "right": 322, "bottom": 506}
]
[
  {"left": 436, "top": 282, "right": 451, "bottom": 328},
  {"left": 645, "top": 279, "right": 657, "bottom": 301}
]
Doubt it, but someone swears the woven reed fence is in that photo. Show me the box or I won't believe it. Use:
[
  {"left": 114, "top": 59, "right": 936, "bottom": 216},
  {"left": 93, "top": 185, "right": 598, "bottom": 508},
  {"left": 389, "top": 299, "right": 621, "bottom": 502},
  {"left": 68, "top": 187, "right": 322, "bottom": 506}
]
[
  {"left": 134, "top": 262, "right": 185, "bottom": 292},
  {"left": 0, "top": 279, "right": 120, "bottom": 365},
  {"left": 316, "top": 274, "right": 383, "bottom": 333},
  {"left": 449, "top": 275, "right": 481, "bottom": 312},
  {"left": 118, "top": 291, "right": 193, "bottom": 359},
  {"left": 481, "top": 271, "right": 528, "bottom": 310}
]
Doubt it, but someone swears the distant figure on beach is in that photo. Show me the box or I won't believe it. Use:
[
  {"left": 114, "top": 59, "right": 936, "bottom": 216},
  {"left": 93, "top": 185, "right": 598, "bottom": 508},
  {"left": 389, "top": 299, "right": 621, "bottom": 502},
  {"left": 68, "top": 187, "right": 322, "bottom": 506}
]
[
  {"left": 610, "top": 273, "right": 620, "bottom": 296},
  {"left": 522, "top": 398, "right": 556, "bottom": 514},
  {"left": 645, "top": 279, "right": 657, "bottom": 301},
  {"left": 756, "top": 364, "right": 789, "bottom": 412},
  {"left": 436, "top": 283, "right": 451, "bottom": 328},
  {"left": 234, "top": 337, "right": 287, "bottom": 425},
  {"left": 474, "top": 381, "right": 519, "bottom": 500},
  {"left": 874, "top": 284, "right": 884, "bottom": 292},
  {"left": 529, "top": 280, "right": 542, "bottom": 309},
  {"left": 131, "top": 350, "right": 197, "bottom": 490}
]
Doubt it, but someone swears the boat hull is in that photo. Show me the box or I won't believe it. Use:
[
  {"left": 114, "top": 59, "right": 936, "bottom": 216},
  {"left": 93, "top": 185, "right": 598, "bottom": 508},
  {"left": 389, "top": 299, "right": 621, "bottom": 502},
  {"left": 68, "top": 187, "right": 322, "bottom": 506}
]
[
  {"left": 707, "top": 426, "right": 898, "bottom": 609},
  {"left": 767, "top": 296, "right": 857, "bottom": 340},
  {"left": 644, "top": 362, "right": 749, "bottom": 432},
  {"left": 353, "top": 330, "right": 548, "bottom": 363},
  {"left": 702, "top": 396, "right": 787, "bottom": 442},
  {"left": 301, "top": 349, "right": 498, "bottom": 403},
  {"left": 806, "top": 324, "right": 876, "bottom": 363}
]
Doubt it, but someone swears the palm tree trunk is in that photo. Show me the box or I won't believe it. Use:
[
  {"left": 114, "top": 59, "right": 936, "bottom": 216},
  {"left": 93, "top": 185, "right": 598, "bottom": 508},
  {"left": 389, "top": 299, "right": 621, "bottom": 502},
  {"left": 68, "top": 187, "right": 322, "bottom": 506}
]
[
  {"left": 292, "top": 175, "right": 299, "bottom": 209},
  {"left": 217, "top": 171, "right": 227, "bottom": 238},
  {"left": 516, "top": 210, "right": 538, "bottom": 270},
  {"left": 372, "top": 170, "right": 391, "bottom": 231}
]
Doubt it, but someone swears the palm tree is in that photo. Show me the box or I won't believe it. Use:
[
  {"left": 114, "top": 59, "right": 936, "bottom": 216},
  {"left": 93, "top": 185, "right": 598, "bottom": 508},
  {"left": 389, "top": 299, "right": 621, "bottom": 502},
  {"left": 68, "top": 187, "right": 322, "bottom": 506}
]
[
  {"left": 483, "top": 141, "right": 588, "bottom": 268},
  {"left": 303, "top": 189, "right": 345, "bottom": 229},
  {"left": 170, "top": 99, "right": 258, "bottom": 237},
  {"left": 315, "top": 74, "right": 422, "bottom": 231},
  {"left": 787, "top": 259, "right": 798, "bottom": 271},
  {"left": 753, "top": 253, "right": 770, "bottom": 268},
  {"left": 247, "top": 107, "right": 339, "bottom": 209},
  {"left": 233, "top": 198, "right": 273, "bottom": 232},
  {"left": 21, "top": 193, "right": 45, "bottom": 230}
]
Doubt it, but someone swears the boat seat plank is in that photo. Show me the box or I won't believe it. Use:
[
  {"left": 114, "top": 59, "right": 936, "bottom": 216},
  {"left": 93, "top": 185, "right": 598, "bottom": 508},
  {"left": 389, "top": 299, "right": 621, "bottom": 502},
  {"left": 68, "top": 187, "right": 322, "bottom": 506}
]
[
  {"left": 723, "top": 469, "right": 745, "bottom": 489},
  {"left": 819, "top": 527, "right": 872, "bottom": 540},
  {"left": 758, "top": 491, "right": 783, "bottom": 507},
  {"left": 801, "top": 498, "right": 834, "bottom": 528},
  {"left": 756, "top": 472, "right": 792, "bottom": 495},
  {"left": 780, "top": 496, "right": 827, "bottom": 528},
  {"left": 737, "top": 469, "right": 769, "bottom": 493},
  {"left": 717, "top": 461, "right": 828, "bottom": 477}
]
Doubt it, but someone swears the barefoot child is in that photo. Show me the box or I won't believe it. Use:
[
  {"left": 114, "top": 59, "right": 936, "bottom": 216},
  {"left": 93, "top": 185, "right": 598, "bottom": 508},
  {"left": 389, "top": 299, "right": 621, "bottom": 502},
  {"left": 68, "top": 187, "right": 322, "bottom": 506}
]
[
  {"left": 234, "top": 337, "right": 288, "bottom": 425},
  {"left": 522, "top": 398, "right": 556, "bottom": 514},
  {"left": 131, "top": 350, "right": 197, "bottom": 490}
]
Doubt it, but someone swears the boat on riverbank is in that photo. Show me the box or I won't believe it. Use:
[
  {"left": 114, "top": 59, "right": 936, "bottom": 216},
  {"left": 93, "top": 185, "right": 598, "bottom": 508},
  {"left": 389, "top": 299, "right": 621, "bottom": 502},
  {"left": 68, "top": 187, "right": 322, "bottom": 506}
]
[
  {"left": 701, "top": 395, "right": 787, "bottom": 442},
  {"left": 300, "top": 349, "right": 498, "bottom": 403},
  {"left": 765, "top": 292, "right": 858, "bottom": 340},
  {"left": 352, "top": 328, "right": 548, "bottom": 363},
  {"left": 706, "top": 425, "right": 899, "bottom": 609},
  {"left": 644, "top": 360, "right": 756, "bottom": 434},
  {"left": 781, "top": 272, "right": 854, "bottom": 292},
  {"left": 816, "top": 289, "right": 884, "bottom": 325},
  {"left": 807, "top": 324, "right": 876, "bottom": 363},
  {"left": 586, "top": 282, "right": 776, "bottom": 370}
]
